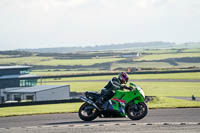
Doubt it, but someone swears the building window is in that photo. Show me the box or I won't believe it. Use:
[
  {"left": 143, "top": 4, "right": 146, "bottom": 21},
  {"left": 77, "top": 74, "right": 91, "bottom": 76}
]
[
  {"left": 14, "top": 95, "right": 21, "bottom": 102},
  {"left": 20, "top": 79, "right": 37, "bottom": 87},
  {"left": 26, "top": 95, "right": 34, "bottom": 101},
  {"left": 20, "top": 80, "right": 25, "bottom": 87},
  {"left": 20, "top": 69, "right": 30, "bottom": 75},
  {"left": 1, "top": 97, "right": 5, "bottom": 103},
  {"left": 7, "top": 94, "right": 11, "bottom": 101}
]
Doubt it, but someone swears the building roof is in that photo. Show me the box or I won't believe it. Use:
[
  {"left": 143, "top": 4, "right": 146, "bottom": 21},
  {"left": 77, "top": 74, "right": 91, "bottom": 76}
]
[
  {"left": 0, "top": 74, "right": 39, "bottom": 80},
  {"left": 5, "top": 85, "right": 69, "bottom": 93},
  {"left": 0, "top": 66, "right": 31, "bottom": 70}
]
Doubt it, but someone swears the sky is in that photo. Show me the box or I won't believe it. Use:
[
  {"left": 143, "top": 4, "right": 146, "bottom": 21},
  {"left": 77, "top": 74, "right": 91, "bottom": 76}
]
[{"left": 0, "top": 0, "right": 200, "bottom": 50}]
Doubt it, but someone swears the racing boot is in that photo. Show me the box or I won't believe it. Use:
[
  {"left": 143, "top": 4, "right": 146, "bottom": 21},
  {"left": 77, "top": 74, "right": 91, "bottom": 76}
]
[{"left": 95, "top": 97, "right": 104, "bottom": 109}]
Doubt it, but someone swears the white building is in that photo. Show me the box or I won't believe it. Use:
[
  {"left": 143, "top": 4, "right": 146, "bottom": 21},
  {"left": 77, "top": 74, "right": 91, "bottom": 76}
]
[{"left": 3, "top": 85, "right": 70, "bottom": 102}]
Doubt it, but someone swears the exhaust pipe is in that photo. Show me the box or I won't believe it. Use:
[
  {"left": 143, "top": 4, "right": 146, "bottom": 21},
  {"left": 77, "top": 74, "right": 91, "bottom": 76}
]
[{"left": 80, "top": 96, "right": 101, "bottom": 111}]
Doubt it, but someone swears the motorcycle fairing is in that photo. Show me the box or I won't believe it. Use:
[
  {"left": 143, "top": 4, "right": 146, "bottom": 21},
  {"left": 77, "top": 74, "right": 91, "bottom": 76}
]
[{"left": 104, "top": 87, "right": 145, "bottom": 116}]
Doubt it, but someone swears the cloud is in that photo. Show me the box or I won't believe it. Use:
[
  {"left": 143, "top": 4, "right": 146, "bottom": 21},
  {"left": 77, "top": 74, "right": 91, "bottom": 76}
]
[
  {"left": 0, "top": 0, "right": 200, "bottom": 50},
  {"left": 0, "top": 0, "right": 90, "bottom": 11}
]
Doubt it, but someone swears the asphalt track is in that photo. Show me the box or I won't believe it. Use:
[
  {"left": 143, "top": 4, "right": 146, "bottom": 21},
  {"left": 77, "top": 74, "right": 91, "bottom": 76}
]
[{"left": 0, "top": 108, "right": 200, "bottom": 133}]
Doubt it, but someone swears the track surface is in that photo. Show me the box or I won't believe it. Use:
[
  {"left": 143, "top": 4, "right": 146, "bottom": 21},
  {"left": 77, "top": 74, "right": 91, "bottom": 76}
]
[{"left": 0, "top": 108, "right": 200, "bottom": 133}]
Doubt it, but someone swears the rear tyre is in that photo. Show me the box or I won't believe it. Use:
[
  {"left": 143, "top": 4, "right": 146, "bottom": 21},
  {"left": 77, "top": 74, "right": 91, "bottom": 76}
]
[
  {"left": 127, "top": 102, "right": 148, "bottom": 120},
  {"left": 78, "top": 103, "right": 98, "bottom": 121}
]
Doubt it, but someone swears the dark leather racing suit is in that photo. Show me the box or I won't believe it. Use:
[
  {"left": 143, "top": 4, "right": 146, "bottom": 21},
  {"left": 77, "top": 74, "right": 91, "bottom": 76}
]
[{"left": 100, "top": 77, "right": 125, "bottom": 102}]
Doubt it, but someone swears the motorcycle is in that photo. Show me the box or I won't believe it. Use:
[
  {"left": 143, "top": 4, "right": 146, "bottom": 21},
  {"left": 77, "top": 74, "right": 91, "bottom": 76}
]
[{"left": 78, "top": 82, "right": 148, "bottom": 121}]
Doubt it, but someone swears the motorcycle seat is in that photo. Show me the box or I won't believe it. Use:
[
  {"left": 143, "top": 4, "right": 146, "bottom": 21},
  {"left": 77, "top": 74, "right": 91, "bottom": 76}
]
[
  {"left": 85, "top": 91, "right": 101, "bottom": 100},
  {"left": 86, "top": 91, "right": 101, "bottom": 96}
]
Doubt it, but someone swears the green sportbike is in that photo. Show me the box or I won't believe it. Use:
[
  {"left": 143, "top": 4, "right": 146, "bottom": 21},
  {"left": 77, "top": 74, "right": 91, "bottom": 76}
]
[{"left": 79, "top": 83, "right": 148, "bottom": 121}]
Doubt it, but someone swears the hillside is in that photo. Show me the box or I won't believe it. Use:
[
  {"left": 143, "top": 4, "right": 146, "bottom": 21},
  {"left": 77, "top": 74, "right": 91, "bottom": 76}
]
[{"left": 18, "top": 42, "right": 175, "bottom": 53}]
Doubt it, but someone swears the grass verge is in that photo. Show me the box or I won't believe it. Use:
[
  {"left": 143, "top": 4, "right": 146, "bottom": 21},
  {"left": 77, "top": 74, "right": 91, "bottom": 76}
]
[
  {"left": 147, "top": 97, "right": 200, "bottom": 109},
  {"left": 0, "top": 102, "right": 82, "bottom": 117}
]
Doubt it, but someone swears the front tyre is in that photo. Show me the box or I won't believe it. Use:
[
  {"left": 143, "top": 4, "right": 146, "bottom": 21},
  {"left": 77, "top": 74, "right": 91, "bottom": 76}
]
[
  {"left": 78, "top": 103, "right": 98, "bottom": 121},
  {"left": 127, "top": 102, "right": 148, "bottom": 120}
]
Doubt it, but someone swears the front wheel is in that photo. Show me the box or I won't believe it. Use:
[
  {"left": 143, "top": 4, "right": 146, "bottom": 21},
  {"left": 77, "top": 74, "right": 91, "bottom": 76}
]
[
  {"left": 127, "top": 102, "right": 148, "bottom": 120},
  {"left": 78, "top": 103, "right": 98, "bottom": 121}
]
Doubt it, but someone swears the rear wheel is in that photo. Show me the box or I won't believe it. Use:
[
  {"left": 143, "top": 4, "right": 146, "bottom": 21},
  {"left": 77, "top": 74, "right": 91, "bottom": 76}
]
[
  {"left": 127, "top": 102, "right": 148, "bottom": 120},
  {"left": 78, "top": 103, "right": 98, "bottom": 121}
]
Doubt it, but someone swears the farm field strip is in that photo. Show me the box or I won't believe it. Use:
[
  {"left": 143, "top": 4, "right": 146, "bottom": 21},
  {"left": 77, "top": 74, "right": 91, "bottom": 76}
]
[
  {"left": 0, "top": 56, "right": 125, "bottom": 66},
  {"left": 0, "top": 56, "right": 53, "bottom": 65},
  {"left": 136, "top": 53, "right": 200, "bottom": 61},
  {"left": 36, "top": 58, "right": 125, "bottom": 66},
  {"left": 35, "top": 72, "right": 200, "bottom": 81},
  {"left": 42, "top": 81, "right": 200, "bottom": 97}
]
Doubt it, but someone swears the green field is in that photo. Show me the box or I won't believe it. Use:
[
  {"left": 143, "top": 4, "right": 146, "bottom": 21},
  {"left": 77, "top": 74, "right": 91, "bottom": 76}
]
[
  {"left": 176, "top": 62, "right": 200, "bottom": 68},
  {"left": 1, "top": 48, "right": 200, "bottom": 69},
  {"left": 39, "top": 72, "right": 200, "bottom": 82},
  {"left": 142, "top": 48, "right": 200, "bottom": 54},
  {"left": 111, "top": 62, "right": 175, "bottom": 69},
  {"left": 142, "top": 49, "right": 180, "bottom": 54},
  {"left": 148, "top": 96, "right": 200, "bottom": 108},
  {"left": 1, "top": 48, "right": 200, "bottom": 73},
  {"left": 129, "top": 72, "right": 200, "bottom": 80},
  {"left": 136, "top": 53, "right": 200, "bottom": 61},
  {"left": 112, "top": 62, "right": 200, "bottom": 70},
  {"left": 39, "top": 72, "right": 200, "bottom": 100},
  {"left": 36, "top": 58, "right": 124, "bottom": 66},
  {"left": 31, "top": 70, "right": 109, "bottom": 76},
  {"left": 182, "top": 48, "right": 200, "bottom": 53},
  {"left": 0, "top": 55, "right": 11, "bottom": 58},
  {"left": 0, "top": 102, "right": 82, "bottom": 117},
  {"left": 0, "top": 56, "right": 124, "bottom": 66},
  {"left": 0, "top": 56, "right": 53, "bottom": 65},
  {"left": 135, "top": 82, "right": 200, "bottom": 97},
  {"left": 42, "top": 80, "right": 200, "bottom": 97}
]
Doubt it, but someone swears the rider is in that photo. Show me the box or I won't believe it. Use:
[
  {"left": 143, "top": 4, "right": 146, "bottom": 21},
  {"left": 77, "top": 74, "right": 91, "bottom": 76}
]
[{"left": 96, "top": 72, "right": 130, "bottom": 108}]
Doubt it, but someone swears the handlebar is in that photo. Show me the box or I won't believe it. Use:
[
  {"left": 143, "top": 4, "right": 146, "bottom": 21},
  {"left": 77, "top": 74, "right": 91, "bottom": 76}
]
[{"left": 124, "top": 86, "right": 134, "bottom": 91}]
